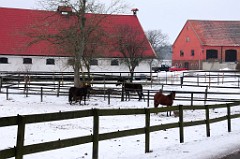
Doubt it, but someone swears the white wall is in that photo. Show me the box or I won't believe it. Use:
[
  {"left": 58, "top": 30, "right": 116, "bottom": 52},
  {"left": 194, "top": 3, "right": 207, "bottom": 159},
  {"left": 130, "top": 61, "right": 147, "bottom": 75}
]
[
  {"left": 0, "top": 55, "right": 153, "bottom": 73},
  {"left": 202, "top": 61, "right": 236, "bottom": 70}
]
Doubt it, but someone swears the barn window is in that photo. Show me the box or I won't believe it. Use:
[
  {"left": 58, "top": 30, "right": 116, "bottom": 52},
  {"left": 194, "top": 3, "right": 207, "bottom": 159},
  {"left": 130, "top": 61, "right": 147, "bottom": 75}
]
[
  {"left": 206, "top": 49, "right": 218, "bottom": 60},
  {"left": 111, "top": 59, "right": 119, "bottom": 66},
  {"left": 191, "top": 50, "right": 195, "bottom": 56},
  {"left": 186, "top": 37, "right": 190, "bottom": 42},
  {"left": 90, "top": 59, "right": 98, "bottom": 65},
  {"left": 23, "top": 58, "right": 32, "bottom": 64},
  {"left": 180, "top": 50, "right": 184, "bottom": 57},
  {"left": 46, "top": 58, "right": 55, "bottom": 65},
  {"left": 225, "top": 50, "right": 237, "bottom": 62},
  {"left": 0, "top": 57, "right": 8, "bottom": 64}
]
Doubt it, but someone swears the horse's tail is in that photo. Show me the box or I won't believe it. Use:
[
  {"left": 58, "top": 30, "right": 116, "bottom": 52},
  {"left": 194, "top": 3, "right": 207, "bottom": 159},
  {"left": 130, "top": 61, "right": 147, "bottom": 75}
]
[
  {"left": 69, "top": 87, "right": 75, "bottom": 104},
  {"left": 140, "top": 89, "right": 145, "bottom": 101}
]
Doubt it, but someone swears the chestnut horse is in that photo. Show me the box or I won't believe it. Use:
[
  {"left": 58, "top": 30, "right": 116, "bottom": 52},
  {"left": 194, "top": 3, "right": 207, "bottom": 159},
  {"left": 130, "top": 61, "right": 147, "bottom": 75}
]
[{"left": 154, "top": 90, "right": 176, "bottom": 116}]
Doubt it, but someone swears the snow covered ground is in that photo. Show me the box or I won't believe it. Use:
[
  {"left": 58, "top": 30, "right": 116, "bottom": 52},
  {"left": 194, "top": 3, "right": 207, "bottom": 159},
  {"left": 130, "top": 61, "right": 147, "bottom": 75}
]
[{"left": 1, "top": 71, "right": 240, "bottom": 159}]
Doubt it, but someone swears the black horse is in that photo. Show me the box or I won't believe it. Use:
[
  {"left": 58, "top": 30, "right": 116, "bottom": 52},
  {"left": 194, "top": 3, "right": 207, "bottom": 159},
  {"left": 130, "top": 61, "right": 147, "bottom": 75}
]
[
  {"left": 116, "top": 78, "right": 144, "bottom": 101},
  {"left": 68, "top": 85, "right": 92, "bottom": 105}
]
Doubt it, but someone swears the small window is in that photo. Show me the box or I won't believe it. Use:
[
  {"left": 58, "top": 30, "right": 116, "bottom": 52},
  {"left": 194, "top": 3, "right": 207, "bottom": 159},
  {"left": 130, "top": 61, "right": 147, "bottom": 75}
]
[
  {"left": 46, "top": 58, "right": 55, "bottom": 65},
  {"left": 111, "top": 59, "right": 119, "bottom": 66},
  {"left": 0, "top": 57, "right": 8, "bottom": 64},
  {"left": 90, "top": 59, "right": 98, "bottom": 66},
  {"left": 180, "top": 50, "right": 184, "bottom": 57},
  {"left": 186, "top": 37, "right": 190, "bottom": 42},
  {"left": 23, "top": 58, "right": 32, "bottom": 64},
  {"left": 191, "top": 50, "right": 195, "bottom": 56}
]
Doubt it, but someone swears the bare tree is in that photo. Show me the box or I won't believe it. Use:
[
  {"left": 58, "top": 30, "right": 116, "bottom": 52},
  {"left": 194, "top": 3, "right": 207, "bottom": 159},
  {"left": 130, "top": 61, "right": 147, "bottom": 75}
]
[
  {"left": 114, "top": 25, "right": 149, "bottom": 82},
  {"left": 146, "top": 29, "right": 169, "bottom": 60},
  {"left": 25, "top": 0, "right": 128, "bottom": 87},
  {"left": 146, "top": 29, "right": 168, "bottom": 50}
]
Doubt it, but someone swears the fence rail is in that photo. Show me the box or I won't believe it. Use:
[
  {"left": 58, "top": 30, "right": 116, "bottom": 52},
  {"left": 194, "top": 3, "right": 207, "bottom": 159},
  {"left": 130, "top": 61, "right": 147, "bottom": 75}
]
[{"left": 1, "top": 101, "right": 240, "bottom": 159}]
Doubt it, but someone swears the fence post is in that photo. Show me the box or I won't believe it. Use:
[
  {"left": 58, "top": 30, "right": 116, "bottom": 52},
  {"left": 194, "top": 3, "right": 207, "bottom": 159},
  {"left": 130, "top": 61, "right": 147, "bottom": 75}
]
[
  {"left": 179, "top": 105, "right": 184, "bottom": 143},
  {"left": 197, "top": 74, "right": 199, "bottom": 86},
  {"left": 107, "top": 89, "right": 110, "bottom": 105},
  {"left": 238, "top": 76, "right": 239, "bottom": 87},
  {"left": 190, "top": 92, "right": 193, "bottom": 107},
  {"left": 104, "top": 74, "right": 106, "bottom": 100},
  {"left": 180, "top": 76, "right": 184, "bottom": 88},
  {"left": 204, "top": 86, "right": 208, "bottom": 105},
  {"left": 57, "top": 81, "right": 60, "bottom": 97},
  {"left": 0, "top": 77, "right": 2, "bottom": 93},
  {"left": 145, "top": 108, "right": 150, "bottom": 153},
  {"left": 222, "top": 73, "right": 224, "bottom": 84},
  {"left": 208, "top": 72, "right": 211, "bottom": 88},
  {"left": 147, "top": 90, "right": 150, "bottom": 107},
  {"left": 205, "top": 105, "right": 210, "bottom": 137},
  {"left": 227, "top": 104, "right": 231, "bottom": 132},
  {"left": 121, "top": 85, "right": 124, "bottom": 101},
  {"left": 165, "top": 72, "right": 168, "bottom": 84},
  {"left": 25, "top": 84, "right": 29, "bottom": 97},
  {"left": 16, "top": 115, "right": 26, "bottom": 159},
  {"left": 41, "top": 87, "right": 43, "bottom": 102},
  {"left": 92, "top": 109, "right": 99, "bottom": 159},
  {"left": 6, "top": 86, "right": 9, "bottom": 100}
]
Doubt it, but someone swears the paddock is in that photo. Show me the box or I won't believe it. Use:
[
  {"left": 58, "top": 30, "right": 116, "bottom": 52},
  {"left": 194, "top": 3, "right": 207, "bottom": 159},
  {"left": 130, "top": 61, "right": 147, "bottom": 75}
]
[{"left": 1, "top": 70, "right": 240, "bottom": 159}]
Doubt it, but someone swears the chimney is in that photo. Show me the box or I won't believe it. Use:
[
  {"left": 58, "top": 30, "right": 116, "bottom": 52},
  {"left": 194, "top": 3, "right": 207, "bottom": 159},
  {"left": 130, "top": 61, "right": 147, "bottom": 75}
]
[
  {"left": 131, "top": 8, "right": 139, "bottom": 15},
  {"left": 57, "top": 6, "right": 72, "bottom": 15}
]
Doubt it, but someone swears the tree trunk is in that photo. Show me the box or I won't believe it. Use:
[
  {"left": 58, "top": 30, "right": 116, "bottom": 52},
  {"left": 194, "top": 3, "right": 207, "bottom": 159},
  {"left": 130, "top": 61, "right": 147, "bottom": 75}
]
[
  {"left": 130, "top": 69, "right": 134, "bottom": 82},
  {"left": 74, "top": 65, "right": 81, "bottom": 87}
]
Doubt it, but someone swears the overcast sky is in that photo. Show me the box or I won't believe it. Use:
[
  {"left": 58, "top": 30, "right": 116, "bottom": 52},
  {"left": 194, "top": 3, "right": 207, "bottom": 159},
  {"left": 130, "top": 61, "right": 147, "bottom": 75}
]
[{"left": 1, "top": 0, "right": 240, "bottom": 44}]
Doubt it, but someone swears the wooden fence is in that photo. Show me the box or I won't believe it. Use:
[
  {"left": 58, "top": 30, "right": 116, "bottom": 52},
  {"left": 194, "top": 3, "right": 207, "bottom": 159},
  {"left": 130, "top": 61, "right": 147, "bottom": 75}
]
[
  {"left": 1, "top": 85, "right": 240, "bottom": 108},
  {"left": 1, "top": 102, "right": 240, "bottom": 159}
]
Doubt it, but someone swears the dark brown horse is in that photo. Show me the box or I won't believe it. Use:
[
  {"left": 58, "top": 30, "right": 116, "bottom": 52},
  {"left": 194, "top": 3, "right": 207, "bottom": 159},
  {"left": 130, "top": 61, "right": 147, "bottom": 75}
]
[
  {"left": 154, "top": 90, "right": 176, "bottom": 116},
  {"left": 68, "top": 84, "right": 92, "bottom": 105},
  {"left": 116, "top": 78, "right": 144, "bottom": 101}
]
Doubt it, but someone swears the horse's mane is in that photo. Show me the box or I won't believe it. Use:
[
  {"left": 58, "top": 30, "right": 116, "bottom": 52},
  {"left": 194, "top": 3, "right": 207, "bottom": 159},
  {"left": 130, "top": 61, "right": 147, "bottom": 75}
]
[{"left": 167, "top": 91, "right": 176, "bottom": 99}]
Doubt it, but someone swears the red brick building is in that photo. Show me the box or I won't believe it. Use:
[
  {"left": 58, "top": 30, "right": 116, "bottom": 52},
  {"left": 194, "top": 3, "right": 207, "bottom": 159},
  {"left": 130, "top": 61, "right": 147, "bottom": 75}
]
[{"left": 172, "top": 20, "right": 240, "bottom": 70}]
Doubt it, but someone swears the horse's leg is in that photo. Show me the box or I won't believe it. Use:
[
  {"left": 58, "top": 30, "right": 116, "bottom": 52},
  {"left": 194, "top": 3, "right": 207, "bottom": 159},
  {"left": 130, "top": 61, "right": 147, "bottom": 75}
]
[
  {"left": 169, "top": 106, "right": 172, "bottom": 116},
  {"left": 166, "top": 106, "right": 169, "bottom": 117},
  {"left": 126, "top": 91, "right": 129, "bottom": 101},
  {"left": 128, "top": 91, "right": 131, "bottom": 101},
  {"left": 75, "top": 96, "right": 78, "bottom": 104},
  {"left": 167, "top": 106, "right": 171, "bottom": 117},
  {"left": 84, "top": 95, "right": 86, "bottom": 105},
  {"left": 141, "top": 91, "right": 145, "bottom": 101},
  {"left": 69, "top": 93, "right": 73, "bottom": 105},
  {"left": 79, "top": 96, "right": 82, "bottom": 105},
  {"left": 137, "top": 91, "right": 141, "bottom": 101}
]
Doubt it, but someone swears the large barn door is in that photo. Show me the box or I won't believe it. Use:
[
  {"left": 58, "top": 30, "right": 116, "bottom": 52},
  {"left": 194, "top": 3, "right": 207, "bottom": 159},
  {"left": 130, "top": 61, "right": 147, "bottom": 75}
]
[
  {"left": 206, "top": 49, "right": 218, "bottom": 60},
  {"left": 225, "top": 50, "right": 237, "bottom": 62}
]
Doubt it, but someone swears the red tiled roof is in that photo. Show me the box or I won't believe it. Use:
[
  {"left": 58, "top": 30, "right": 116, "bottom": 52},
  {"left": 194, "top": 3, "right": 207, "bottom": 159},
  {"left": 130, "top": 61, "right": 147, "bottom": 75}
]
[
  {"left": 189, "top": 20, "right": 240, "bottom": 46},
  {"left": 0, "top": 7, "right": 155, "bottom": 58}
]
